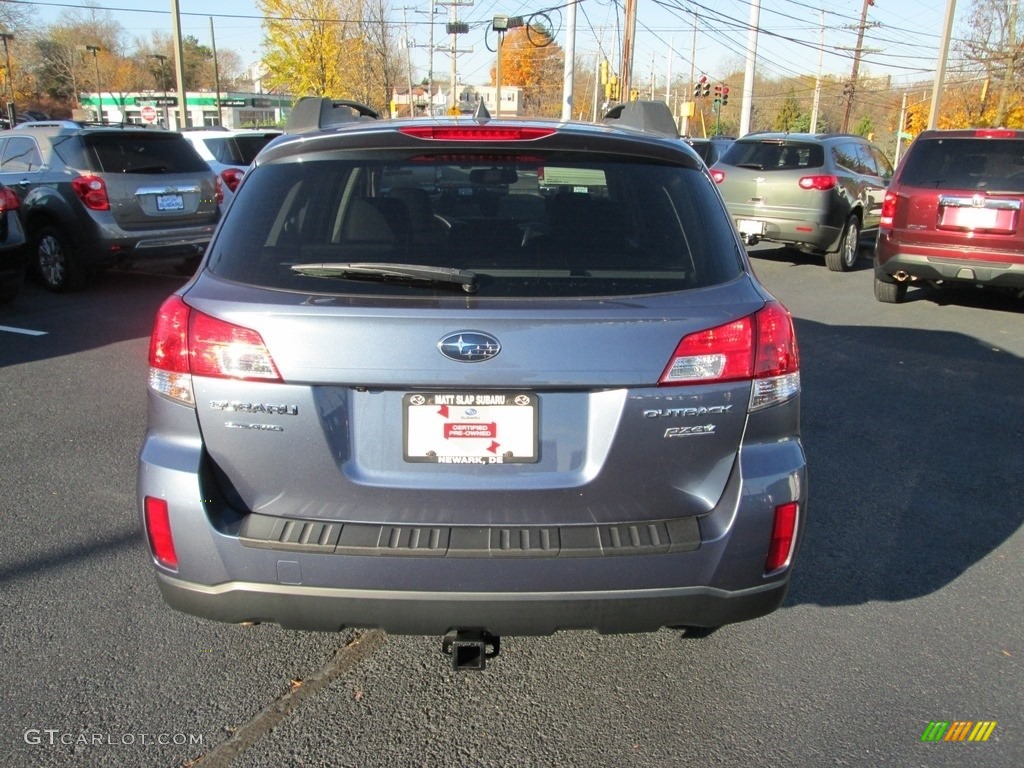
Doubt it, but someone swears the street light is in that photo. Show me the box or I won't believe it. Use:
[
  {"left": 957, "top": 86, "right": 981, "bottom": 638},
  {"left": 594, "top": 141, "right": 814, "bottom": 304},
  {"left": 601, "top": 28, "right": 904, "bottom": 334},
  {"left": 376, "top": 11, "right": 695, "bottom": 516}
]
[
  {"left": 77, "top": 44, "right": 104, "bottom": 123},
  {"left": 148, "top": 54, "right": 169, "bottom": 126}
]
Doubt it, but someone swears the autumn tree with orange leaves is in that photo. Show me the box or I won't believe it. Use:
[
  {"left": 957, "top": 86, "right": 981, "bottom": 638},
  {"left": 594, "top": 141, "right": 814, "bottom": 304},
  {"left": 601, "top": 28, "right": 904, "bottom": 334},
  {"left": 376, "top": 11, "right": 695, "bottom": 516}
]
[{"left": 491, "top": 24, "right": 564, "bottom": 117}]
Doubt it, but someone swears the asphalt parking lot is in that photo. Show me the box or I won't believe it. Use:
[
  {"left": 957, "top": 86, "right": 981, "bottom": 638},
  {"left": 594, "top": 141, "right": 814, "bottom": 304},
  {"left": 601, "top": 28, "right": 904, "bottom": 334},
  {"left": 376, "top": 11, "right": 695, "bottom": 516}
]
[{"left": 0, "top": 248, "right": 1021, "bottom": 767}]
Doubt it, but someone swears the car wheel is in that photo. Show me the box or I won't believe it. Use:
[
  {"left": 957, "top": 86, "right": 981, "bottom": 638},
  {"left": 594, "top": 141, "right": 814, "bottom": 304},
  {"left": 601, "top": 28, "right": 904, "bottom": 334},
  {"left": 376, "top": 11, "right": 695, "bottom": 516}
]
[
  {"left": 874, "top": 274, "right": 907, "bottom": 303},
  {"left": 825, "top": 216, "right": 861, "bottom": 272},
  {"left": 34, "top": 225, "right": 85, "bottom": 292}
]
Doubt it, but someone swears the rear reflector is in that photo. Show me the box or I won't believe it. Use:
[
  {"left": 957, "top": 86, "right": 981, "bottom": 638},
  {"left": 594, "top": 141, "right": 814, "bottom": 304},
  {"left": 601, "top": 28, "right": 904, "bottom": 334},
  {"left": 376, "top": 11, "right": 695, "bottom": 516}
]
[
  {"left": 660, "top": 301, "right": 800, "bottom": 411},
  {"left": 765, "top": 502, "right": 799, "bottom": 573},
  {"left": 399, "top": 126, "right": 556, "bottom": 141},
  {"left": 144, "top": 497, "right": 178, "bottom": 570}
]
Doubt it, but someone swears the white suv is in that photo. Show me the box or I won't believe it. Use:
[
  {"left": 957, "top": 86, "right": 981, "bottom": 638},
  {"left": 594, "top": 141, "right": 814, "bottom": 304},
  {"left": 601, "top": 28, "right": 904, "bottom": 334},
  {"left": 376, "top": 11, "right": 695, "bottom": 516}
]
[{"left": 181, "top": 128, "right": 281, "bottom": 209}]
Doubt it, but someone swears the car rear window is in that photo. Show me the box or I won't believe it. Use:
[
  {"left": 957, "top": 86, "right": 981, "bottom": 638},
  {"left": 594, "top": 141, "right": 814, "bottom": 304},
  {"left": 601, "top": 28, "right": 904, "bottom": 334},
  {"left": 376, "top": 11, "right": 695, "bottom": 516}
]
[
  {"left": 82, "top": 133, "right": 211, "bottom": 174},
  {"left": 897, "top": 137, "right": 1024, "bottom": 191},
  {"left": 204, "top": 133, "right": 280, "bottom": 165},
  {"left": 720, "top": 140, "right": 824, "bottom": 171},
  {"left": 207, "top": 153, "right": 744, "bottom": 298}
]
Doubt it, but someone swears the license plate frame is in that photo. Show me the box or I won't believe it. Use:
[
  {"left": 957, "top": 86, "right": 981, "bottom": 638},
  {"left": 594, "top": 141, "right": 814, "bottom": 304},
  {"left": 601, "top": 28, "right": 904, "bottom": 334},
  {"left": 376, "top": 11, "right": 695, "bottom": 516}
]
[
  {"left": 156, "top": 193, "right": 185, "bottom": 212},
  {"left": 403, "top": 392, "right": 538, "bottom": 464}
]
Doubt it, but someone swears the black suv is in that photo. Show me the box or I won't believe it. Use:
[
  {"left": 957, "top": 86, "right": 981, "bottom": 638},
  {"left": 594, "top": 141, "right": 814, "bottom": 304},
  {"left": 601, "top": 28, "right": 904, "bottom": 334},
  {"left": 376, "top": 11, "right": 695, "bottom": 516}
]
[
  {"left": 711, "top": 132, "right": 893, "bottom": 271},
  {"left": 0, "top": 121, "right": 220, "bottom": 291}
]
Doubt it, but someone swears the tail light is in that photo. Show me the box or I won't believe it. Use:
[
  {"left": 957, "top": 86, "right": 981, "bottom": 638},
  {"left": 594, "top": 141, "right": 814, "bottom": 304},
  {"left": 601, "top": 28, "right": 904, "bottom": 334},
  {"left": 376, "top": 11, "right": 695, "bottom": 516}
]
[
  {"left": 765, "top": 501, "right": 799, "bottom": 573},
  {"left": 148, "top": 295, "right": 282, "bottom": 407},
  {"left": 399, "top": 126, "right": 555, "bottom": 141},
  {"left": 144, "top": 497, "right": 178, "bottom": 569},
  {"left": 221, "top": 167, "right": 245, "bottom": 193},
  {"left": 879, "top": 190, "right": 898, "bottom": 230},
  {"left": 798, "top": 175, "right": 838, "bottom": 191},
  {"left": 710, "top": 169, "right": 726, "bottom": 184},
  {"left": 659, "top": 302, "right": 800, "bottom": 411},
  {"left": 0, "top": 186, "right": 20, "bottom": 211},
  {"left": 71, "top": 175, "right": 110, "bottom": 211},
  {"left": 214, "top": 177, "right": 224, "bottom": 205}
]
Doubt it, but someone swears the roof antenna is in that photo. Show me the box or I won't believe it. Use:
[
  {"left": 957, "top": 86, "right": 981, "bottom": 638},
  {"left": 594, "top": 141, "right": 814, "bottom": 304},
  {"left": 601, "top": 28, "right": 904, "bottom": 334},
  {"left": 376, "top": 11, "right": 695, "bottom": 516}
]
[{"left": 473, "top": 100, "right": 491, "bottom": 124}]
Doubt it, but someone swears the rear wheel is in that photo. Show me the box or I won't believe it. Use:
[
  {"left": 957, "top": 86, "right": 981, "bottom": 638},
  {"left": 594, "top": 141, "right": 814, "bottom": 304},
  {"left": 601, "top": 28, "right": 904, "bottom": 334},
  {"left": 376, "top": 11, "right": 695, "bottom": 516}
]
[
  {"left": 34, "top": 225, "right": 85, "bottom": 292},
  {"left": 825, "top": 216, "right": 861, "bottom": 272},
  {"left": 874, "top": 274, "right": 907, "bottom": 303}
]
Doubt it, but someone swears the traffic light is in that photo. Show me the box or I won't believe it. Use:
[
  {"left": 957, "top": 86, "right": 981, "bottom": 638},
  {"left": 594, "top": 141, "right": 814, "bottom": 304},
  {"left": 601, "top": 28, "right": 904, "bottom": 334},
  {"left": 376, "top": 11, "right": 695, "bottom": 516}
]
[
  {"left": 713, "top": 84, "right": 722, "bottom": 105},
  {"left": 607, "top": 75, "right": 620, "bottom": 101},
  {"left": 694, "top": 75, "right": 707, "bottom": 99},
  {"left": 702, "top": 79, "right": 710, "bottom": 98},
  {"left": 629, "top": 88, "right": 640, "bottom": 102},
  {"left": 721, "top": 86, "right": 729, "bottom": 107},
  {"left": 599, "top": 60, "right": 609, "bottom": 85}
]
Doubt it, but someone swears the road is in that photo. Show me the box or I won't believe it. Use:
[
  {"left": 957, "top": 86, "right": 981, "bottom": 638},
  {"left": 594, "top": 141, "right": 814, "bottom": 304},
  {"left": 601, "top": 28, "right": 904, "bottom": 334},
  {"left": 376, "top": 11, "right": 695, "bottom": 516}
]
[{"left": 0, "top": 251, "right": 1021, "bottom": 767}]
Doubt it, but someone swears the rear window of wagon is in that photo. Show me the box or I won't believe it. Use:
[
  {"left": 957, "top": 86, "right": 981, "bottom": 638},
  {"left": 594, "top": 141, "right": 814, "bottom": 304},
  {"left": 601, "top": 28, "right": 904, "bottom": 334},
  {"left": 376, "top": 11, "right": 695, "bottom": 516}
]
[{"left": 207, "top": 154, "right": 745, "bottom": 299}]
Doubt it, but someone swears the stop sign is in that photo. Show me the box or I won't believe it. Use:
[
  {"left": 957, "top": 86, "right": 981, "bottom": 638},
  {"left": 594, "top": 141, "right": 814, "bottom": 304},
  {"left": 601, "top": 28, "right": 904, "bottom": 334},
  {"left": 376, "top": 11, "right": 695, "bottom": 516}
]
[{"left": 141, "top": 105, "right": 157, "bottom": 123}]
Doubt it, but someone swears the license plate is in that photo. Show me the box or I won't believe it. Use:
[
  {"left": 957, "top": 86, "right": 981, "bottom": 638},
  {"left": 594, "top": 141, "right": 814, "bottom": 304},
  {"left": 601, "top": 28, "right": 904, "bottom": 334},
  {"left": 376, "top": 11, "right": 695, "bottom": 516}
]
[
  {"left": 737, "top": 218, "right": 765, "bottom": 235},
  {"left": 404, "top": 392, "right": 538, "bottom": 464},
  {"left": 156, "top": 193, "right": 184, "bottom": 211},
  {"left": 940, "top": 206, "right": 998, "bottom": 230}
]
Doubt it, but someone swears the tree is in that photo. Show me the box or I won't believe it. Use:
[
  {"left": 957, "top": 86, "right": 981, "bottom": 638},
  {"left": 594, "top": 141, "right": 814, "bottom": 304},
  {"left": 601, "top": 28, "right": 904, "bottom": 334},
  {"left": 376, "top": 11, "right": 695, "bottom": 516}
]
[
  {"left": 491, "top": 24, "right": 564, "bottom": 116},
  {"left": 957, "top": 0, "right": 1024, "bottom": 126},
  {"left": 258, "top": 0, "right": 367, "bottom": 99},
  {"left": 774, "top": 90, "right": 803, "bottom": 132}
]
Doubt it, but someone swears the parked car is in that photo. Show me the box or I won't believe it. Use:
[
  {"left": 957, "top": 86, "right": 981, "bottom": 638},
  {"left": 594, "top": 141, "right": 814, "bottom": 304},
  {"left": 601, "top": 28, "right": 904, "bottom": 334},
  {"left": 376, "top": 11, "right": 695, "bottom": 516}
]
[
  {"left": 0, "top": 183, "right": 28, "bottom": 304},
  {"left": 0, "top": 120, "right": 220, "bottom": 292},
  {"left": 710, "top": 132, "right": 893, "bottom": 271},
  {"left": 685, "top": 135, "right": 734, "bottom": 166},
  {"left": 139, "top": 99, "right": 806, "bottom": 669},
  {"left": 874, "top": 128, "right": 1024, "bottom": 303},
  {"left": 181, "top": 127, "right": 282, "bottom": 209}
]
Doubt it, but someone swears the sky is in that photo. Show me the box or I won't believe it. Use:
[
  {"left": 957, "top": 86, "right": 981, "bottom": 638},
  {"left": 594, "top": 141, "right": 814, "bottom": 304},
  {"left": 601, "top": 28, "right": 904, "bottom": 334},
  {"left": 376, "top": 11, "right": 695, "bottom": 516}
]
[{"left": 20, "top": 0, "right": 971, "bottom": 95}]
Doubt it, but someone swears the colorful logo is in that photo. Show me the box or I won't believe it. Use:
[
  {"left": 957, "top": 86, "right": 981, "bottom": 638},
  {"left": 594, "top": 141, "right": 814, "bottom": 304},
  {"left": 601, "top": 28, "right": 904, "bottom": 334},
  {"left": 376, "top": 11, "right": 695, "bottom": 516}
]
[{"left": 921, "top": 721, "right": 997, "bottom": 742}]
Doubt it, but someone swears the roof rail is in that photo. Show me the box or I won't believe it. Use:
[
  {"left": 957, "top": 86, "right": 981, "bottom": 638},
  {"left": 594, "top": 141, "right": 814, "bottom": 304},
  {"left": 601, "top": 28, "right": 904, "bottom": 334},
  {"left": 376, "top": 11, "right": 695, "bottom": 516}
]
[
  {"left": 602, "top": 100, "right": 679, "bottom": 139},
  {"left": 285, "top": 97, "right": 380, "bottom": 134}
]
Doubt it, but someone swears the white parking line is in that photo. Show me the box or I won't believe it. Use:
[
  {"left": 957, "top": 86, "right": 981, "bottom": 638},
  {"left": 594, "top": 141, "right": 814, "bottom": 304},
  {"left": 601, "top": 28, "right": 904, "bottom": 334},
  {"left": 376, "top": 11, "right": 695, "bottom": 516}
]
[{"left": 0, "top": 325, "right": 48, "bottom": 336}]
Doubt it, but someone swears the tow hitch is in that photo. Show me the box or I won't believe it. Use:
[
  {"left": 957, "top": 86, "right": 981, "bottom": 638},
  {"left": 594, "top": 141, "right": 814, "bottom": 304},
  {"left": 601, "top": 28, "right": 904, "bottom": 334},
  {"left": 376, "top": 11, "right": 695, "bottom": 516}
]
[{"left": 441, "top": 630, "right": 501, "bottom": 671}]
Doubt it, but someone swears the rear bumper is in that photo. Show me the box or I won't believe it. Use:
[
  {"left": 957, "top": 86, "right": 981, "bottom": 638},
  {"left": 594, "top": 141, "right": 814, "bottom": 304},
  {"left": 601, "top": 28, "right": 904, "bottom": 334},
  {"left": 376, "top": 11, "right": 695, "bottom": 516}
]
[
  {"left": 154, "top": 573, "right": 790, "bottom": 635},
  {"left": 876, "top": 234, "right": 1024, "bottom": 289},
  {"left": 729, "top": 210, "right": 842, "bottom": 253}
]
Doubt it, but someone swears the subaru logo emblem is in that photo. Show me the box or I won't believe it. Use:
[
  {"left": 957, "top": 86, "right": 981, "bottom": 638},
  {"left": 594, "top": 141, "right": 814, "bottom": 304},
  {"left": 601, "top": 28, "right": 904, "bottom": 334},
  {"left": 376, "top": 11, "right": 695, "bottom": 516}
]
[{"left": 438, "top": 331, "right": 501, "bottom": 362}]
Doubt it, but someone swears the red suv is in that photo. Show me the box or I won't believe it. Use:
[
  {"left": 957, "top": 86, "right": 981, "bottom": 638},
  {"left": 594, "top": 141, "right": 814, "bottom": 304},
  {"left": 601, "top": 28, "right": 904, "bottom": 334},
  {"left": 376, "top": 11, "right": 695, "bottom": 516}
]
[{"left": 874, "top": 128, "right": 1024, "bottom": 303}]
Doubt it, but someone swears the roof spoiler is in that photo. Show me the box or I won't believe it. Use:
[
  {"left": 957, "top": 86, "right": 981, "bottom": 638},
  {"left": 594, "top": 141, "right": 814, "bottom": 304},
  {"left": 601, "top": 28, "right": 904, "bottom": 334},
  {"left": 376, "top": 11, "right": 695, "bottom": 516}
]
[
  {"left": 285, "top": 97, "right": 380, "bottom": 134},
  {"left": 602, "top": 100, "right": 679, "bottom": 139}
]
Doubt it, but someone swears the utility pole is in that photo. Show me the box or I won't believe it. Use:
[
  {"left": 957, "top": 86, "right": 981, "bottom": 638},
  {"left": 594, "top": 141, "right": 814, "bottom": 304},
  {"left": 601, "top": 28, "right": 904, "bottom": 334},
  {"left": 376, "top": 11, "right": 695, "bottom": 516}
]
[
  {"left": 620, "top": 0, "right": 637, "bottom": 102},
  {"left": 440, "top": 0, "right": 473, "bottom": 113},
  {"left": 929, "top": 0, "right": 957, "bottom": 128},
  {"left": 210, "top": 17, "right": 222, "bottom": 126},
  {"left": 739, "top": 0, "right": 760, "bottom": 136},
  {"left": 810, "top": 11, "right": 824, "bottom": 133},
  {"left": 171, "top": 0, "right": 189, "bottom": 128},
  {"left": 402, "top": 7, "right": 415, "bottom": 117},
  {"left": 77, "top": 44, "right": 104, "bottom": 123},
  {"left": 561, "top": 0, "right": 577, "bottom": 119},
  {"left": 683, "top": 12, "right": 696, "bottom": 135},
  {"left": 841, "top": 0, "right": 873, "bottom": 133}
]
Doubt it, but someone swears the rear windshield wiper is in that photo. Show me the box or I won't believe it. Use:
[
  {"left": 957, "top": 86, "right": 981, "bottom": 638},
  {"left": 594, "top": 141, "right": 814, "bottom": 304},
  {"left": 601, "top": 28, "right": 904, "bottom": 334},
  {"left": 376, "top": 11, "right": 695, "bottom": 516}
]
[{"left": 291, "top": 262, "right": 478, "bottom": 294}]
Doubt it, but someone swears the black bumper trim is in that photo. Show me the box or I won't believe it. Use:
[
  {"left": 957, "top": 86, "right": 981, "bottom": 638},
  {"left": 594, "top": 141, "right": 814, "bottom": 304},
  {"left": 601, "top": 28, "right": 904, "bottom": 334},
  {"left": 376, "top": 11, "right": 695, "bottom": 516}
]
[{"left": 236, "top": 512, "right": 702, "bottom": 558}]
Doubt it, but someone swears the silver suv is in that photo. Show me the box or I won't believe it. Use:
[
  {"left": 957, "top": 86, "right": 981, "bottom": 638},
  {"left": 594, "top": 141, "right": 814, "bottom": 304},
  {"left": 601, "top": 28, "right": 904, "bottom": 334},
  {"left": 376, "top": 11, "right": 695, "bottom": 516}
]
[
  {"left": 0, "top": 121, "right": 220, "bottom": 291},
  {"left": 138, "top": 99, "right": 806, "bottom": 669},
  {"left": 711, "top": 132, "right": 893, "bottom": 271}
]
